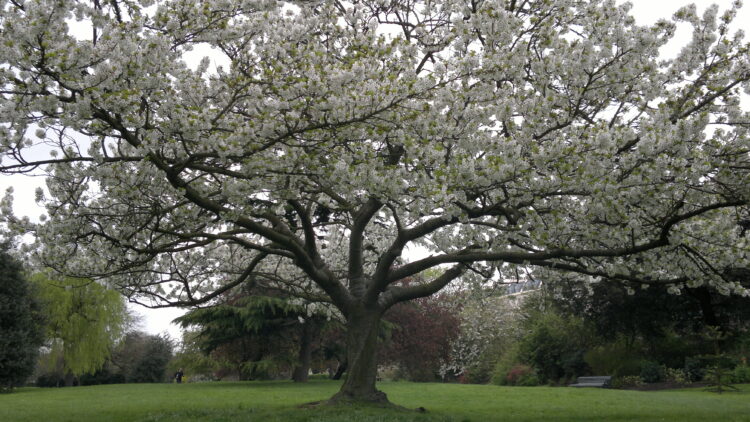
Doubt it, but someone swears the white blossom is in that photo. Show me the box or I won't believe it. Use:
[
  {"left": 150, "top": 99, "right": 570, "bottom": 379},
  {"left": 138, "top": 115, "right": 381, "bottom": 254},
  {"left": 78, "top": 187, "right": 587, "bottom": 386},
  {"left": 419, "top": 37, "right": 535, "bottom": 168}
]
[{"left": 0, "top": 0, "right": 747, "bottom": 311}]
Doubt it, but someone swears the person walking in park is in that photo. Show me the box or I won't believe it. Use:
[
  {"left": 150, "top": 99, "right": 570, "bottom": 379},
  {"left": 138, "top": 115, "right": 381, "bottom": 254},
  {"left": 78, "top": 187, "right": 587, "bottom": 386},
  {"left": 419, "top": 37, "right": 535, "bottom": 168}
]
[{"left": 174, "top": 368, "right": 184, "bottom": 384}]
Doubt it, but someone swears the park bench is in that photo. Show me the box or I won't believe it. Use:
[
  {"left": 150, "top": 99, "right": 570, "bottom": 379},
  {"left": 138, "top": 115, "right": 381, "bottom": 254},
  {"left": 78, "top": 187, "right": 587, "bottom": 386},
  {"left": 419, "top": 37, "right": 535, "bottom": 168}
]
[{"left": 569, "top": 376, "right": 612, "bottom": 388}]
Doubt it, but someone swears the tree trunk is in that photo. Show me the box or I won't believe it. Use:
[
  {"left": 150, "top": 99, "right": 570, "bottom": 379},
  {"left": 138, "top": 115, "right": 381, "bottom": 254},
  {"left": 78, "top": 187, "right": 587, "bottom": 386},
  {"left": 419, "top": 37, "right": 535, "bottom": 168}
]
[
  {"left": 329, "top": 307, "right": 389, "bottom": 404},
  {"left": 688, "top": 287, "right": 720, "bottom": 327},
  {"left": 237, "top": 363, "right": 248, "bottom": 381},
  {"left": 292, "top": 318, "right": 314, "bottom": 382},
  {"left": 64, "top": 371, "right": 75, "bottom": 387},
  {"left": 331, "top": 359, "right": 347, "bottom": 380}
]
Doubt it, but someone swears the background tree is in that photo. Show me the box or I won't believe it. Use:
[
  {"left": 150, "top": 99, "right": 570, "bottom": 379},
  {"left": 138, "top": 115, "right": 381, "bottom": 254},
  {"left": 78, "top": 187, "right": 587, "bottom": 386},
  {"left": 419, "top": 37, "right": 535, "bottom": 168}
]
[
  {"left": 441, "top": 290, "right": 526, "bottom": 383},
  {"left": 319, "top": 324, "right": 348, "bottom": 381},
  {"left": 2, "top": 0, "right": 750, "bottom": 404},
  {"left": 0, "top": 249, "right": 45, "bottom": 392},
  {"left": 515, "top": 307, "right": 593, "bottom": 384},
  {"left": 175, "top": 295, "right": 327, "bottom": 381},
  {"left": 545, "top": 272, "right": 750, "bottom": 368},
  {"left": 380, "top": 292, "right": 460, "bottom": 382},
  {"left": 168, "top": 330, "right": 225, "bottom": 382},
  {"left": 109, "top": 331, "right": 173, "bottom": 383},
  {"left": 43, "top": 331, "right": 175, "bottom": 386},
  {"left": 32, "top": 274, "right": 129, "bottom": 386}
]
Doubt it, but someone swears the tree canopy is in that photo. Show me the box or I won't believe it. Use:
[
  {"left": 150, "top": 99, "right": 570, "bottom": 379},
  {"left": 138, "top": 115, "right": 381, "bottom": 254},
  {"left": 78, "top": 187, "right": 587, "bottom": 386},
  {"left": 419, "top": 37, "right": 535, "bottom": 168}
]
[
  {"left": 110, "top": 331, "right": 173, "bottom": 383},
  {"left": 1, "top": 0, "right": 749, "bottom": 404},
  {"left": 175, "top": 296, "right": 305, "bottom": 379}
]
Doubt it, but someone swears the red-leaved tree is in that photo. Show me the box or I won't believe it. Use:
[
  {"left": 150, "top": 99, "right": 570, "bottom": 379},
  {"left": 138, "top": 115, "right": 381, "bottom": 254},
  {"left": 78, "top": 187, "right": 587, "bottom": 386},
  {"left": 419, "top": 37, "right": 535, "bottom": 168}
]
[{"left": 381, "top": 290, "right": 460, "bottom": 382}]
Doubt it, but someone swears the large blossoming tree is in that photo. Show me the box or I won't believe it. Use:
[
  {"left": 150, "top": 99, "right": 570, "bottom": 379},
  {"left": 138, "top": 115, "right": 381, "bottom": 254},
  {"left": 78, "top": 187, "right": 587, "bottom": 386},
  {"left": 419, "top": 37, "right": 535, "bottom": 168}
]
[{"left": 2, "top": 0, "right": 750, "bottom": 404}]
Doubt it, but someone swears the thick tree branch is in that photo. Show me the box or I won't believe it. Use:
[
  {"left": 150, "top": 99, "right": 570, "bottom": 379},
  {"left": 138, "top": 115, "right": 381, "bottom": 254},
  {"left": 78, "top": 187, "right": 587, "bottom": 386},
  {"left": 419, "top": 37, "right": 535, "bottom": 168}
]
[
  {"left": 288, "top": 199, "right": 319, "bottom": 258},
  {"left": 348, "top": 197, "right": 383, "bottom": 298},
  {"left": 388, "top": 200, "right": 745, "bottom": 282},
  {"left": 379, "top": 264, "right": 466, "bottom": 308}
]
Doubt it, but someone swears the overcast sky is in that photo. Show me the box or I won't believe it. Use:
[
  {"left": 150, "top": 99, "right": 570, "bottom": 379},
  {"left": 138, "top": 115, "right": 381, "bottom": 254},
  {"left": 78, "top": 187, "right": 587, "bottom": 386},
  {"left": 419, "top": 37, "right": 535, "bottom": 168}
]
[{"left": 1, "top": 0, "right": 747, "bottom": 340}]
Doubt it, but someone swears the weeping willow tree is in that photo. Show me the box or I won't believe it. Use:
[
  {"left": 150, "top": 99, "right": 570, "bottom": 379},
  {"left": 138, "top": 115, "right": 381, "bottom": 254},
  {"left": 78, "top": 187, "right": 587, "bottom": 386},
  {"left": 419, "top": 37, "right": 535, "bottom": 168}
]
[{"left": 32, "top": 274, "right": 129, "bottom": 386}]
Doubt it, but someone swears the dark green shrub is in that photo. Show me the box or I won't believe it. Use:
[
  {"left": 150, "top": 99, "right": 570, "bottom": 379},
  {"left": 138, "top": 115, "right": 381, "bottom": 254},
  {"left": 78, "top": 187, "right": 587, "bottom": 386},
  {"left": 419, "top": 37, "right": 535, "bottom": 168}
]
[
  {"left": 560, "top": 349, "right": 588, "bottom": 379},
  {"left": 730, "top": 365, "right": 750, "bottom": 383},
  {"left": 35, "top": 373, "right": 64, "bottom": 388},
  {"left": 463, "top": 341, "right": 511, "bottom": 384},
  {"left": 647, "top": 330, "right": 705, "bottom": 369},
  {"left": 612, "top": 375, "right": 644, "bottom": 389},
  {"left": 79, "top": 368, "right": 125, "bottom": 386},
  {"left": 685, "top": 356, "right": 707, "bottom": 382},
  {"left": 504, "top": 364, "right": 540, "bottom": 386},
  {"left": 490, "top": 345, "right": 521, "bottom": 386},
  {"left": 517, "top": 373, "right": 541, "bottom": 386},
  {"left": 585, "top": 342, "right": 643, "bottom": 377},
  {"left": 463, "top": 351, "right": 498, "bottom": 384},
  {"left": 517, "top": 312, "right": 592, "bottom": 383},
  {"left": 640, "top": 361, "right": 665, "bottom": 383}
]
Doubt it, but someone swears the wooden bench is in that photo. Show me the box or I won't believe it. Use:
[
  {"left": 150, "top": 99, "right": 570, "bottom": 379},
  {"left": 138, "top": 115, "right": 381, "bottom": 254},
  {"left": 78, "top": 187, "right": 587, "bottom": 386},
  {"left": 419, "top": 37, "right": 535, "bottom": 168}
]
[{"left": 569, "top": 376, "right": 612, "bottom": 388}]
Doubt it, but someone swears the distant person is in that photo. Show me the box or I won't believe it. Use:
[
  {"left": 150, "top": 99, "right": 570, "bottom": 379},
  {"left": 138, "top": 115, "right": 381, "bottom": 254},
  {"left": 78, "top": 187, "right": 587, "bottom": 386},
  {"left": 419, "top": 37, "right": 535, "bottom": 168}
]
[{"left": 174, "top": 368, "right": 184, "bottom": 384}]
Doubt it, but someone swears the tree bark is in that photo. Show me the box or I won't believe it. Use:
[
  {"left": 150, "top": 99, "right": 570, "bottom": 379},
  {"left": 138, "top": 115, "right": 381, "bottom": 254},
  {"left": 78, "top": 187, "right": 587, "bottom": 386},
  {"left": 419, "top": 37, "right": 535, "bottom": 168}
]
[
  {"left": 329, "top": 306, "right": 389, "bottom": 404},
  {"left": 64, "top": 371, "right": 75, "bottom": 387},
  {"left": 331, "top": 360, "right": 347, "bottom": 380},
  {"left": 292, "top": 318, "right": 314, "bottom": 382},
  {"left": 688, "top": 287, "right": 720, "bottom": 327}
]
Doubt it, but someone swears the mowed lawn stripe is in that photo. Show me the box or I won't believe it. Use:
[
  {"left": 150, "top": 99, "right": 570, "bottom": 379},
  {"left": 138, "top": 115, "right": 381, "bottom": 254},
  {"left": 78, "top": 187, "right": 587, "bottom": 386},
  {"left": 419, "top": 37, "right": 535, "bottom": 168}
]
[{"left": 1, "top": 381, "right": 749, "bottom": 422}]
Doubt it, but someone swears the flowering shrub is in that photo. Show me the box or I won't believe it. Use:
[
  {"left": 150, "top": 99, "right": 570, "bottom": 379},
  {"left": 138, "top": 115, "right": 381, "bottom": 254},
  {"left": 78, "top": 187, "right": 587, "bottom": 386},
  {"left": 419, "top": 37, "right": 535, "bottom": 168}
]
[
  {"left": 665, "top": 368, "right": 689, "bottom": 385},
  {"left": 503, "top": 364, "right": 540, "bottom": 387},
  {"left": 441, "top": 294, "right": 524, "bottom": 383}
]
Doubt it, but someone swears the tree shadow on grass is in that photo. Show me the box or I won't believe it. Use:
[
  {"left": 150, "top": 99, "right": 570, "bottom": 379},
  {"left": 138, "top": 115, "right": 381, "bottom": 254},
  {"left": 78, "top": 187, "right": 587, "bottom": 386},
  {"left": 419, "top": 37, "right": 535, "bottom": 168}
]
[
  {"left": 138, "top": 406, "right": 459, "bottom": 422},
  {"left": 184, "top": 379, "right": 341, "bottom": 390}
]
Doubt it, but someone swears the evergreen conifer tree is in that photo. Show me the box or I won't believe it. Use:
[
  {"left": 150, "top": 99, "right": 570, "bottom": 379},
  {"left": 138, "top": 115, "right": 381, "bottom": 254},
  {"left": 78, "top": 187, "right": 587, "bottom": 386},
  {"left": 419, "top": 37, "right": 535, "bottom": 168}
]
[{"left": 0, "top": 249, "right": 44, "bottom": 392}]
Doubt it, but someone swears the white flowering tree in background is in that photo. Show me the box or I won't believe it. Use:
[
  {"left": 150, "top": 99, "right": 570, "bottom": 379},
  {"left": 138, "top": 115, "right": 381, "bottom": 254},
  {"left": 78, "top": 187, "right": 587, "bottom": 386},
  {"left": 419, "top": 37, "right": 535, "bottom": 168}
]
[
  {"left": 2, "top": 0, "right": 750, "bottom": 404},
  {"left": 440, "top": 291, "right": 525, "bottom": 380}
]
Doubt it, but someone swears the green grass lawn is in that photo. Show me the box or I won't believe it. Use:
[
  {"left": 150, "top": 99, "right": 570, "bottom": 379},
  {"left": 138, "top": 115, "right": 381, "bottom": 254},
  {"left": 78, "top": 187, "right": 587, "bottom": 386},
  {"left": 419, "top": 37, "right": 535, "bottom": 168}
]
[{"left": 1, "top": 380, "right": 749, "bottom": 422}]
